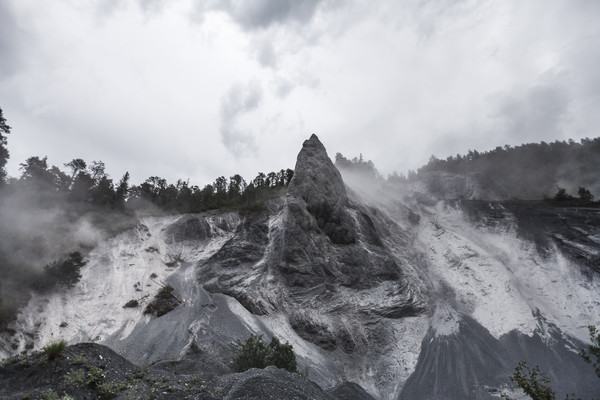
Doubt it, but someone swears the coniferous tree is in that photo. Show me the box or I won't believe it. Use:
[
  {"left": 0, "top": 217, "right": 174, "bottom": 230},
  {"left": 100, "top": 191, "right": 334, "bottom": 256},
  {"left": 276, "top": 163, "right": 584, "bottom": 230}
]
[
  {"left": 578, "top": 187, "right": 594, "bottom": 202},
  {"left": 43, "top": 252, "right": 86, "bottom": 289},
  {"left": 0, "top": 107, "right": 11, "bottom": 183},
  {"left": 64, "top": 158, "right": 87, "bottom": 186},
  {"left": 114, "top": 171, "right": 130, "bottom": 208}
]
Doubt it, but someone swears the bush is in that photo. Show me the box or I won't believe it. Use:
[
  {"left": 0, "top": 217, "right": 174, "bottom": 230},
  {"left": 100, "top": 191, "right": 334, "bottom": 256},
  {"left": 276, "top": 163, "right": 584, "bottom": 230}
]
[
  {"left": 123, "top": 299, "right": 139, "bottom": 308},
  {"left": 43, "top": 339, "right": 67, "bottom": 360},
  {"left": 578, "top": 187, "right": 594, "bottom": 202},
  {"left": 143, "top": 285, "right": 180, "bottom": 317},
  {"left": 232, "top": 334, "right": 297, "bottom": 373},
  {"left": 580, "top": 325, "right": 600, "bottom": 379},
  {"left": 43, "top": 252, "right": 86, "bottom": 289},
  {"left": 265, "top": 337, "right": 297, "bottom": 372},
  {"left": 553, "top": 188, "right": 573, "bottom": 202}
]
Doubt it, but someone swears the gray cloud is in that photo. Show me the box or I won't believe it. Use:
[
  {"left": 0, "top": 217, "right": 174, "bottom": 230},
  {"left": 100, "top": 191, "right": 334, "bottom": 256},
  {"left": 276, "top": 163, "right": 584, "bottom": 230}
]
[
  {"left": 208, "top": 0, "right": 324, "bottom": 31},
  {"left": 273, "top": 78, "right": 294, "bottom": 99},
  {"left": 491, "top": 81, "right": 570, "bottom": 143},
  {"left": 0, "top": 2, "right": 24, "bottom": 78},
  {"left": 255, "top": 39, "right": 277, "bottom": 68},
  {"left": 413, "top": 0, "right": 484, "bottom": 39},
  {"left": 568, "top": 35, "right": 600, "bottom": 102},
  {"left": 196, "top": 0, "right": 326, "bottom": 69},
  {"left": 219, "top": 81, "right": 263, "bottom": 156},
  {"left": 138, "top": 0, "right": 166, "bottom": 13},
  {"left": 93, "top": 0, "right": 121, "bottom": 18}
]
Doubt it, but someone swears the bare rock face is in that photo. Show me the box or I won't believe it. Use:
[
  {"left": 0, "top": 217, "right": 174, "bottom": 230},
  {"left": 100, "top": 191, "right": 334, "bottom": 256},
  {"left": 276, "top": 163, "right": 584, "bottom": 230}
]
[
  {"left": 287, "top": 134, "right": 356, "bottom": 245},
  {"left": 199, "top": 134, "right": 427, "bottom": 357},
  {"left": 165, "top": 215, "right": 213, "bottom": 244},
  {"left": 280, "top": 135, "right": 416, "bottom": 295}
]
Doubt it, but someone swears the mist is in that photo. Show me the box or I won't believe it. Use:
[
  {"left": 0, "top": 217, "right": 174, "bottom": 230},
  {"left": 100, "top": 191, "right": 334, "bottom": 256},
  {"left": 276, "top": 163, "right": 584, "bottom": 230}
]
[{"left": 0, "top": 183, "right": 137, "bottom": 329}]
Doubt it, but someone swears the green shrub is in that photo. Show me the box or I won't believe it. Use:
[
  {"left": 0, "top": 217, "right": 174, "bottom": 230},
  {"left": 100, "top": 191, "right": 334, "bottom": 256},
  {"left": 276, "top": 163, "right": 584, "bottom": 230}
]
[
  {"left": 97, "top": 380, "right": 131, "bottom": 399},
  {"left": 500, "top": 361, "right": 557, "bottom": 400},
  {"left": 580, "top": 325, "right": 600, "bottom": 378},
  {"left": 232, "top": 334, "right": 297, "bottom": 373},
  {"left": 85, "top": 365, "right": 106, "bottom": 388},
  {"left": 39, "top": 389, "right": 59, "bottom": 400},
  {"left": 265, "top": 337, "right": 297, "bottom": 372},
  {"left": 65, "top": 368, "right": 86, "bottom": 387},
  {"left": 232, "top": 334, "right": 267, "bottom": 372},
  {"left": 43, "top": 339, "right": 67, "bottom": 360}
]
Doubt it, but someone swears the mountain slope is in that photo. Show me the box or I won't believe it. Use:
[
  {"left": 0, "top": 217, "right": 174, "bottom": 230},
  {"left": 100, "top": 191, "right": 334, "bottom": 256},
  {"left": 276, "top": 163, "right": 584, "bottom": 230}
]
[{"left": 1, "top": 135, "right": 599, "bottom": 399}]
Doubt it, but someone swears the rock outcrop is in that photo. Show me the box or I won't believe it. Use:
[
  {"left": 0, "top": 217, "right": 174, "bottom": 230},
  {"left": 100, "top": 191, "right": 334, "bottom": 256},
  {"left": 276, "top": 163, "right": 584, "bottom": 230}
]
[
  {"left": 197, "top": 134, "right": 428, "bottom": 398},
  {"left": 0, "top": 343, "right": 364, "bottom": 400},
  {"left": 286, "top": 134, "right": 356, "bottom": 245}
]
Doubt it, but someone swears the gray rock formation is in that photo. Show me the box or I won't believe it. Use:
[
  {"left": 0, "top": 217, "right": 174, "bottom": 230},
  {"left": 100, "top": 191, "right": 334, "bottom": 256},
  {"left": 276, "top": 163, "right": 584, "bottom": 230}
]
[
  {"left": 0, "top": 344, "right": 360, "bottom": 400},
  {"left": 218, "top": 366, "right": 337, "bottom": 400},
  {"left": 198, "top": 135, "right": 427, "bottom": 357},
  {"left": 165, "top": 215, "right": 213, "bottom": 244},
  {"left": 287, "top": 134, "right": 356, "bottom": 245},
  {"left": 327, "top": 381, "right": 376, "bottom": 400}
]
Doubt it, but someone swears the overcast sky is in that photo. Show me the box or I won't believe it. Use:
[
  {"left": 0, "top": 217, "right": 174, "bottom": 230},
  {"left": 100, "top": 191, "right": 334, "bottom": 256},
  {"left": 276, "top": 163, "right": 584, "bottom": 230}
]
[{"left": 1, "top": 0, "right": 599, "bottom": 185}]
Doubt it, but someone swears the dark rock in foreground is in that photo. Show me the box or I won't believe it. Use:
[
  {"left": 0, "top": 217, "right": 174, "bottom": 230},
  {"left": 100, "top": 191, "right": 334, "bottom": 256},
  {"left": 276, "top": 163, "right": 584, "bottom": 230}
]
[
  {"left": 0, "top": 343, "right": 366, "bottom": 400},
  {"left": 327, "top": 381, "right": 376, "bottom": 400},
  {"left": 218, "top": 366, "right": 336, "bottom": 400}
]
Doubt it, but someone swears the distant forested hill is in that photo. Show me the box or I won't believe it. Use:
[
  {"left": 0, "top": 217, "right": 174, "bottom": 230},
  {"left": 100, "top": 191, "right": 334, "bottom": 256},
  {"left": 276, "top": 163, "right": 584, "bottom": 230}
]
[{"left": 417, "top": 138, "right": 600, "bottom": 200}]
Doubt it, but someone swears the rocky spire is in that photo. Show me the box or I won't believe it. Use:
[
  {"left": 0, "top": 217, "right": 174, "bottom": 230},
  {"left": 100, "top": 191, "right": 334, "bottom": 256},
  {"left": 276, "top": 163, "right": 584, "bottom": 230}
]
[{"left": 287, "top": 134, "right": 355, "bottom": 244}]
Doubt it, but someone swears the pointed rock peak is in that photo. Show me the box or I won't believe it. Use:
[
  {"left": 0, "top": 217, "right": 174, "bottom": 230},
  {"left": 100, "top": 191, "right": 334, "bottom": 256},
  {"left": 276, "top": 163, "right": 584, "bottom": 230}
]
[
  {"left": 295, "top": 134, "right": 329, "bottom": 166},
  {"left": 288, "top": 134, "right": 356, "bottom": 244},
  {"left": 289, "top": 134, "right": 347, "bottom": 205}
]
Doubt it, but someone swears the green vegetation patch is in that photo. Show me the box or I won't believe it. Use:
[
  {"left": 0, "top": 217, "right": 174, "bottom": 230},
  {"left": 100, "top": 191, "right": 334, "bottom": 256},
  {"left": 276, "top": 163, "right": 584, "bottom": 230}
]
[
  {"left": 143, "top": 285, "right": 180, "bottom": 317},
  {"left": 43, "top": 340, "right": 67, "bottom": 361},
  {"left": 232, "top": 334, "right": 298, "bottom": 373}
]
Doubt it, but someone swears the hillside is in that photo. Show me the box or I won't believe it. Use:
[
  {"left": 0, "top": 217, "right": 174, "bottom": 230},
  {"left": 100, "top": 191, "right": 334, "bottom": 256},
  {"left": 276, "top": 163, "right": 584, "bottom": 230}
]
[
  {"left": 416, "top": 138, "right": 600, "bottom": 200},
  {"left": 0, "top": 135, "right": 599, "bottom": 399}
]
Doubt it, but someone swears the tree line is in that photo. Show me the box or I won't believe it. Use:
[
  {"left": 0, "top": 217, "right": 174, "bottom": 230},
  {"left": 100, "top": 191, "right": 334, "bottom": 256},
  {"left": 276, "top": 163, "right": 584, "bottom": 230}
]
[
  {"left": 334, "top": 152, "right": 380, "bottom": 179},
  {"left": 11, "top": 155, "right": 293, "bottom": 213},
  {"left": 0, "top": 107, "right": 293, "bottom": 214},
  {"left": 416, "top": 138, "right": 600, "bottom": 200}
]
